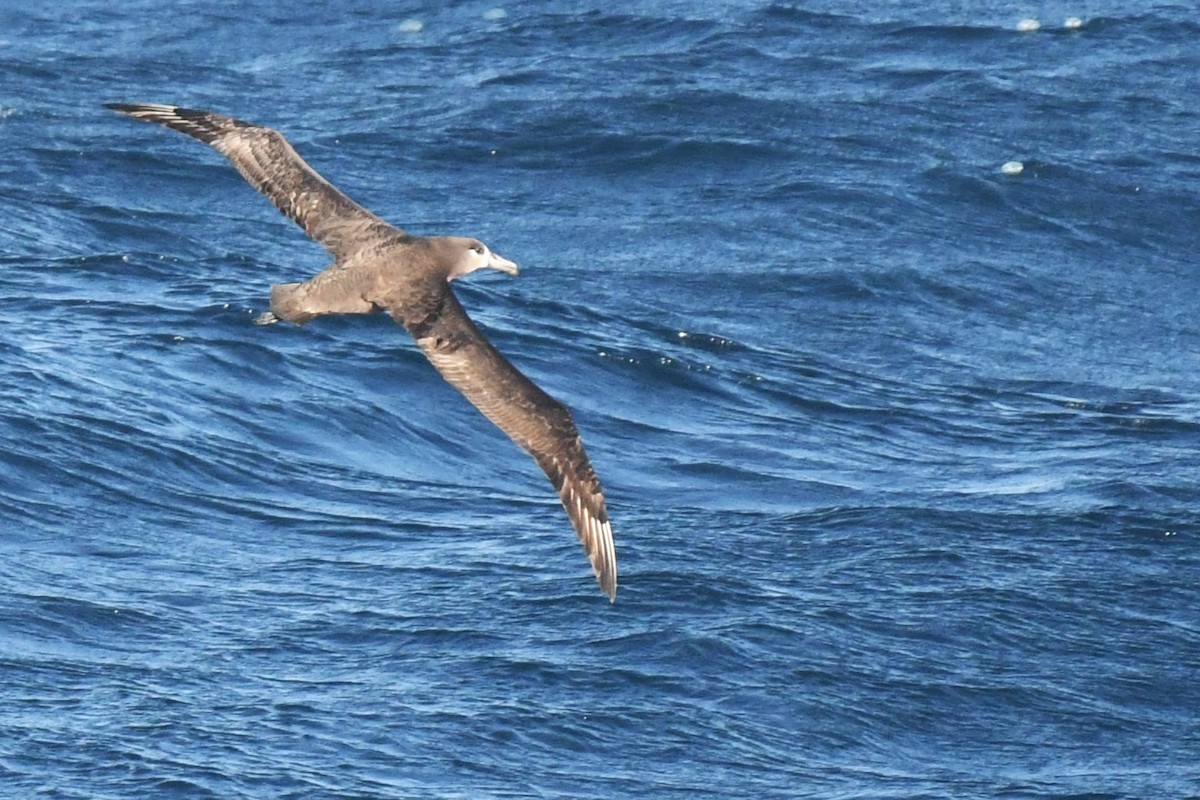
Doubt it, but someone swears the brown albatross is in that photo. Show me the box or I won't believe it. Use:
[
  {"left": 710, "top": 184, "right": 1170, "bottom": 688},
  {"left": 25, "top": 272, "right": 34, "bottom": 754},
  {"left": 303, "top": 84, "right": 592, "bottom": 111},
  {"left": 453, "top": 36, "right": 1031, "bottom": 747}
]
[{"left": 105, "top": 102, "right": 618, "bottom": 602}]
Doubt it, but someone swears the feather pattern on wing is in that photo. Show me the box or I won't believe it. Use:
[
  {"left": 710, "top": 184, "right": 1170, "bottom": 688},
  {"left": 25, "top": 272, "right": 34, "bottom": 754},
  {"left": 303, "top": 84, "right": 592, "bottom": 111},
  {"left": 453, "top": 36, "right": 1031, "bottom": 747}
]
[
  {"left": 401, "top": 294, "right": 618, "bottom": 601},
  {"left": 104, "top": 103, "right": 396, "bottom": 260}
]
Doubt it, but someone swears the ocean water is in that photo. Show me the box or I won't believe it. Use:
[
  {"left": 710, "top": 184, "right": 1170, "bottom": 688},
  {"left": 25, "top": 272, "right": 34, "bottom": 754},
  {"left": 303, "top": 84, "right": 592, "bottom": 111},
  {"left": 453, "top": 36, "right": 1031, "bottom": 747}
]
[{"left": 2, "top": 2, "right": 1198, "bottom": 798}]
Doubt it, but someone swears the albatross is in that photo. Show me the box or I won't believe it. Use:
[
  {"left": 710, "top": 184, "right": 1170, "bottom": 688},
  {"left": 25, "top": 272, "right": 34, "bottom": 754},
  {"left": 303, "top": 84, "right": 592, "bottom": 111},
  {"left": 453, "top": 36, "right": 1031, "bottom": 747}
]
[{"left": 105, "top": 102, "right": 618, "bottom": 602}]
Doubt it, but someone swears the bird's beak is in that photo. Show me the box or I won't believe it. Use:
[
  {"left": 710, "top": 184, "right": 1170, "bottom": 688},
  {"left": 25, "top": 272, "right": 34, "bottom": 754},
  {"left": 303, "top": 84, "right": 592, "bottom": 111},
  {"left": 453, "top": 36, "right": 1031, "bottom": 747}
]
[{"left": 489, "top": 252, "right": 519, "bottom": 276}]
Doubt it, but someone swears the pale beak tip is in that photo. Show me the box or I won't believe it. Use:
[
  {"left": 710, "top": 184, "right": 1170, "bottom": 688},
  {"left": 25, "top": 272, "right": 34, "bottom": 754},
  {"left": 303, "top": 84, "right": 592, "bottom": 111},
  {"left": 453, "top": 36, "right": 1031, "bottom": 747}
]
[{"left": 492, "top": 254, "right": 519, "bottom": 276}]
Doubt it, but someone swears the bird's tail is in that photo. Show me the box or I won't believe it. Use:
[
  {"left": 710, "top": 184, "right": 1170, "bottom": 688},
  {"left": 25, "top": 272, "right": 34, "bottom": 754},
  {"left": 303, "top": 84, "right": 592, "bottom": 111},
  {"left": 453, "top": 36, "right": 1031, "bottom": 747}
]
[{"left": 269, "top": 282, "right": 316, "bottom": 325}]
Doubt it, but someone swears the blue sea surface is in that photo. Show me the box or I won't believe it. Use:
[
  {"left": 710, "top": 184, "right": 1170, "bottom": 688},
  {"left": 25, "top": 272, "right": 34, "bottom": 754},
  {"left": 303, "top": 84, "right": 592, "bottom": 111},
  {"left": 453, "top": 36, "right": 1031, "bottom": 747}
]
[{"left": 2, "top": 2, "right": 1198, "bottom": 798}]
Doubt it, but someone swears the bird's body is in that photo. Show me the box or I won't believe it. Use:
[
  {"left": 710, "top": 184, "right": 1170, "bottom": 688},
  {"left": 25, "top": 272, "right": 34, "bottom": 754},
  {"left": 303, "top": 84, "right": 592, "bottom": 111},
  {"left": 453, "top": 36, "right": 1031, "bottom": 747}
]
[{"left": 106, "top": 103, "right": 617, "bottom": 602}]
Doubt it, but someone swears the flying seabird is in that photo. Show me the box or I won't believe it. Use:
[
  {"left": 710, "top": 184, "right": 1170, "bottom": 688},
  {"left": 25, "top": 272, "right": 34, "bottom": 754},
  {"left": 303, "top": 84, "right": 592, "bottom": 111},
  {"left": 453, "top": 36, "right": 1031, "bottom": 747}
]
[{"left": 105, "top": 102, "right": 618, "bottom": 602}]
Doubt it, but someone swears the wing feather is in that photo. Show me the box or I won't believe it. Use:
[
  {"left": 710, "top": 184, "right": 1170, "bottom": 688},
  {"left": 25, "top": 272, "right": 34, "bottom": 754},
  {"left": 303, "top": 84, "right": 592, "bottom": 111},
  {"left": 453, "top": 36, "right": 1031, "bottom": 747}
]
[
  {"left": 405, "top": 292, "right": 618, "bottom": 601},
  {"left": 105, "top": 103, "right": 396, "bottom": 260}
]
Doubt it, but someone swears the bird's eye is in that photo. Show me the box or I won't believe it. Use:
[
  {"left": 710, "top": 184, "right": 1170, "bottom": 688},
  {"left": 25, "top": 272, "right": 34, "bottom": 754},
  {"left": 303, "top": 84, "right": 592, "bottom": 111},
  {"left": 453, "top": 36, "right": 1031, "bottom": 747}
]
[{"left": 471, "top": 244, "right": 485, "bottom": 255}]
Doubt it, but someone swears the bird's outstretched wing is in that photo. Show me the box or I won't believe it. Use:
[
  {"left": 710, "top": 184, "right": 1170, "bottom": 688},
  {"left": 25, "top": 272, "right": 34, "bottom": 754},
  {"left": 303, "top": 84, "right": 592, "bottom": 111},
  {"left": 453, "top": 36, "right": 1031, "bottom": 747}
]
[
  {"left": 403, "top": 292, "right": 618, "bottom": 601},
  {"left": 105, "top": 103, "right": 396, "bottom": 260}
]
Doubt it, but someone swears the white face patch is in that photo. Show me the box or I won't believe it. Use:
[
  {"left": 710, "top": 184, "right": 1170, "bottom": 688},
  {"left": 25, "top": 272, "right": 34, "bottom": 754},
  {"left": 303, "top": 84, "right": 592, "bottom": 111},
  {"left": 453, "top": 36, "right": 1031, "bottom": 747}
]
[
  {"left": 447, "top": 238, "right": 518, "bottom": 279},
  {"left": 470, "top": 243, "right": 490, "bottom": 269},
  {"left": 447, "top": 239, "right": 490, "bottom": 279}
]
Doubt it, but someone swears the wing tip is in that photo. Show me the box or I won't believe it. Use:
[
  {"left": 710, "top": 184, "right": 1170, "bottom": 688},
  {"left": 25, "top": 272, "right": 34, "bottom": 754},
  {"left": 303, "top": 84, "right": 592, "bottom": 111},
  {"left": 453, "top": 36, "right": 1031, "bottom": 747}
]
[
  {"left": 603, "top": 581, "right": 617, "bottom": 604},
  {"left": 104, "top": 102, "right": 254, "bottom": 140},
  {"left": 104, "top": 101, "right": 180, "bottom": 119},
  {"left": 573, "top": 494, "right": 617, "bottom": 604},
  {"left": 596, "top": 562, "right": 617, "bottom": 603},
  {"left": 594, "top": 522, "right": 618, "bottom": 603}
]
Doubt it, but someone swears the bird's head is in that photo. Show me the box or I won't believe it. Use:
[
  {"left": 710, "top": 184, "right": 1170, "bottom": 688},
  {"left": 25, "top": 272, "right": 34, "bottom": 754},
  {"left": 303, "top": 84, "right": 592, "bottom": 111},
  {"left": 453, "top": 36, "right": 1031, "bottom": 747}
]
[{"left": 444, "top": 237, "right": 519, "bottom": 281}]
